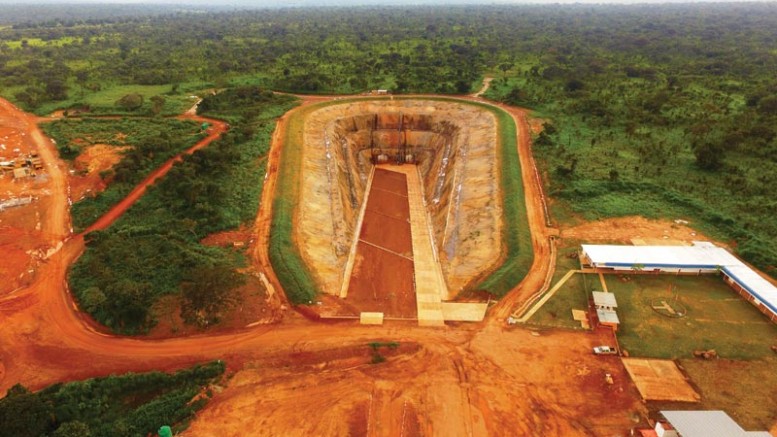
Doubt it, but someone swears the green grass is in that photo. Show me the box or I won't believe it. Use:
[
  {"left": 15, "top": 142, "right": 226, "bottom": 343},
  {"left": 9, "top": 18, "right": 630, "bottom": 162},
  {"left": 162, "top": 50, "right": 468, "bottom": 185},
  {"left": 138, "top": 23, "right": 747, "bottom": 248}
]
[
  {"left": 471, "top": 101, "right": 533, "bottom": 297},
  {"left": 609, "top": 275, "right": 777, "bottom": 359},
  {"left": 3, "top": 36, "right": 80, "bottom": 48},
  {"left": 34, "top": 83, "right": 208, "bottom": 117},
  {"left": 528, "top": 271, "right": 591, "bottom": 329},
  {"left": 268, "top": 102, "right": 323, "bottom": 305},
  {"left": 528, "top": 244, "right": 591, "bottom": 328}
]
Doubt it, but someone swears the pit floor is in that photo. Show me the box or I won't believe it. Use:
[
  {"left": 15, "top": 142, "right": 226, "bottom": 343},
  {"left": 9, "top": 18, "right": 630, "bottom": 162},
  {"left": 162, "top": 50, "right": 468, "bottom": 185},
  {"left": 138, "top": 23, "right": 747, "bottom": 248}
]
[{"left": 345, "top": 168, "right": 418, "bottom": 318}]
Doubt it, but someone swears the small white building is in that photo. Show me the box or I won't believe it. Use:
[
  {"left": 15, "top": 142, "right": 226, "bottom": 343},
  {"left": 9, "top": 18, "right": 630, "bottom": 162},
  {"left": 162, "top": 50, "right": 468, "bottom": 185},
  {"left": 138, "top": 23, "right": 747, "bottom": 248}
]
[
  {"left": 592, "top": 291, "right": 620, "bottom": 330},
  {"left": 592, "top": 291, "right": 618, "bottom": 310},
  {"left": 654, "top": 410, "right": 772, "bottom": 437}
]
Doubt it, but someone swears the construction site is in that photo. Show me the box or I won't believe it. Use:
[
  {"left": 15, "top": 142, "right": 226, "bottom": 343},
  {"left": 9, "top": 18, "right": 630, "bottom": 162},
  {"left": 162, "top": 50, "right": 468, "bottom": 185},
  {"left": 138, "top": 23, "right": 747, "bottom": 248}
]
[
  {"left": 298, "top": 100, "right": 502, "bottom": 324},
  {"left": 0, "top": 89, "right": 775, "bottom": 436}
]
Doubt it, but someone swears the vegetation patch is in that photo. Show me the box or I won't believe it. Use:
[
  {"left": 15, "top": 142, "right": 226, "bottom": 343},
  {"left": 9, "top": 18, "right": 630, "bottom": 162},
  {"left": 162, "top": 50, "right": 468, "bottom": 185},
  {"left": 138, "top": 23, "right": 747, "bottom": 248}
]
[
  {"left": 469, "top": 101, "right": 533, "bottom": 297},
  {"left": 268, "top": 101, "right": 324, "bottom": 305},
  {"left": 41, "top": 118, "right": 204, "bottom": 231},
  {"left": 69, "top": 88, "right": 297, "bottom": 333},
  {"left": 0, "top": 360, "right": 225, "bottom": 437}
]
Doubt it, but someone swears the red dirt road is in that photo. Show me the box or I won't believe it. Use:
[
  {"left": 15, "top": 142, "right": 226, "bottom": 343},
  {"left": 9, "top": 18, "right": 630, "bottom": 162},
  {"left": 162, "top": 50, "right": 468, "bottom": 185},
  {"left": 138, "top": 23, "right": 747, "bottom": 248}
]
[{"left": 82, "top": 114, "right": 227, "bottom": 234}]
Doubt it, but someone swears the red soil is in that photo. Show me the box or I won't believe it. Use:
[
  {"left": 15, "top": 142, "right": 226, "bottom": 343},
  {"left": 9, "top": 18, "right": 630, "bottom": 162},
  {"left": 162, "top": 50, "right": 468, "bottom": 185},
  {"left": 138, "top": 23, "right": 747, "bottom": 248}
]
[{"left": 346, "top": 169, "right": 417, "bottom": 318}]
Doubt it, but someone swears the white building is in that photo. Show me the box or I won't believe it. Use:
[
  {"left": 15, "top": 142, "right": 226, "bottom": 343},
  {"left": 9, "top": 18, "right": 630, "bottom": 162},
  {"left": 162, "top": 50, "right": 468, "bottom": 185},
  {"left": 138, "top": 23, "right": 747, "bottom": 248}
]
[
  {"left": 651, "top": 410, "right": 772, "bottom": 437},
  {"left": 580, "top": 242, "right": 777, "bottom": 322}
]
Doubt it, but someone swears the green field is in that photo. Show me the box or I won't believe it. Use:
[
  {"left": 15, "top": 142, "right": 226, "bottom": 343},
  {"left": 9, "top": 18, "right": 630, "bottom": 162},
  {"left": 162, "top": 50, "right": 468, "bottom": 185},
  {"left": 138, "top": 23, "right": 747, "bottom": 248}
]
[
  {"left": 34, "top": 84, "right": 204, "bottom": 117},
  {"left": 527, "top": 270, "right": 589, "bottom": 329},
  {"left": 608, "top": 275, "right": 777, "bottom": 359},
  {"left": 529, "top": 267, "right": 777, "bottom": 358}
]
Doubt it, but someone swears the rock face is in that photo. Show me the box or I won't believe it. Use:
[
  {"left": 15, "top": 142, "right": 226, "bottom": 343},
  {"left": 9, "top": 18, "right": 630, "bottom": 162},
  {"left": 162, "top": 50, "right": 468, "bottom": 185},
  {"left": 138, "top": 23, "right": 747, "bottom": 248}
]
[{"left": 297, "top": 99, "right": 503, "bottom": 297}]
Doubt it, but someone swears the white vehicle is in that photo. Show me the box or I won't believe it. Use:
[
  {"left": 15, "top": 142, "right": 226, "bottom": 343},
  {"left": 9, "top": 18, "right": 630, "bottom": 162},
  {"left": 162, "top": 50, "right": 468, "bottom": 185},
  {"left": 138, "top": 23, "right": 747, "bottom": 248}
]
[{"left": 593, "top": 345, "right": 617, "bottom": 355}]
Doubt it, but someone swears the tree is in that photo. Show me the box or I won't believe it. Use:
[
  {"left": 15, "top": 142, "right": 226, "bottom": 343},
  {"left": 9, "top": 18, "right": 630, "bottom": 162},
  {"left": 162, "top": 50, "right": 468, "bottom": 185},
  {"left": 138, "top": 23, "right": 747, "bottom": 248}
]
[
  {"left": 53, "top": 421, "right": 92, "bottom": 437},
  {"left": 180, "top": 265, "right": 245, "bottom": 328},
  {"left": 116, "top": 93, "right": 144, "bottom": 111},
  {"left": 0, "top": 384, "right": 53, "bottom": 437},
  {"left": 150, "top": 95, "right": 165, "bottom": 116},
  {"left": 498, "top": 62, "right": 513, "bottom": 79},
  {"left": 80, "top": 286, "right": 106, "bottom": 313},
  {"left": 693, "top": 141, "right": 725, "bottom": 170},
  {"left": 44, "top": 78, "right": 68, "bottom": 101}
]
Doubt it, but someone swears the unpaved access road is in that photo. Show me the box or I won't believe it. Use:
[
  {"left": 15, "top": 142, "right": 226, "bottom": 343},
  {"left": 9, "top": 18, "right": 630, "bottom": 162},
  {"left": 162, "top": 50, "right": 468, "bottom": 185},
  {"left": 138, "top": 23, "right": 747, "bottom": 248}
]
[{"left": 0, "top": 92, "right": 641, "bottom": 436}]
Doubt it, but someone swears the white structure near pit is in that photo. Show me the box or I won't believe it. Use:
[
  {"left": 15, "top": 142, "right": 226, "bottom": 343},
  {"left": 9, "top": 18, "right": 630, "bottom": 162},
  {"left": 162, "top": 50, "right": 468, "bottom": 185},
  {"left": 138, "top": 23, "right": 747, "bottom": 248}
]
[
  {"left": 580, "top": 242, "right": 777, "bottom": 322},
  {"left": 592, "top": 291, "right": 620, "bottom": 330},
  {"left": 649, "top": 410, "right": 772, "bottom": 437}
]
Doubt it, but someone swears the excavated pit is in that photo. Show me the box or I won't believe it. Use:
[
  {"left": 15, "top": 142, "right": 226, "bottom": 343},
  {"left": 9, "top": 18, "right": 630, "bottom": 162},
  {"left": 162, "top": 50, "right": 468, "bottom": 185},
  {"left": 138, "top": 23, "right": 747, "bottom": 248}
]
[{"left": 297, "top": 100, "right": 502, "bottom": 306}]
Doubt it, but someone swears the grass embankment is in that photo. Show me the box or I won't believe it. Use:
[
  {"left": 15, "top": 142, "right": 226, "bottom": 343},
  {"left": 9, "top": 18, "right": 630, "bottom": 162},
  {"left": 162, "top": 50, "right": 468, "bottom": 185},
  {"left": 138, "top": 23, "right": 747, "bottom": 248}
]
[
  {"left": 69, "top": 88, "right": 298, "bottom": 333},
  {"left": 268, "top": 101, "right": 331, "bottom": 305},
  {"left": 41, "top": 118, "right": 204, "bottom": 232},
  {"left": 270, "top": 97, "right": 532, "bottom": 303},
  {"left": 0, "top": 361, "right": 225, "bottom": 437},
  {"left": 469, "top": 102, "right": 533, "bottom": 297}
]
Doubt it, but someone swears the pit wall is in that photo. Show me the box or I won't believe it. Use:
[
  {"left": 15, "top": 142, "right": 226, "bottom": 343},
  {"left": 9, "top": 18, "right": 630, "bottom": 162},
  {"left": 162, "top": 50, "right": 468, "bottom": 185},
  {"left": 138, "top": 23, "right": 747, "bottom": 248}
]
[{"left": 297, "top": 100, "right": 502, "bottom": 297}]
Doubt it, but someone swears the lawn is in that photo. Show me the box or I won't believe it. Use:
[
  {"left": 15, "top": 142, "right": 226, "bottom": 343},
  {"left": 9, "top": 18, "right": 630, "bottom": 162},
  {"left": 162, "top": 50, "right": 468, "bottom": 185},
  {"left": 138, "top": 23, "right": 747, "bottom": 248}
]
[
  {"left": 527, "top": 271, "right": 591, "bottom": 329},
  {"left": 34, "top": 83, "right": 211, "bottom": 117},
  {"left": 608, "top": 274, "right": 777, "bottom": 359}
]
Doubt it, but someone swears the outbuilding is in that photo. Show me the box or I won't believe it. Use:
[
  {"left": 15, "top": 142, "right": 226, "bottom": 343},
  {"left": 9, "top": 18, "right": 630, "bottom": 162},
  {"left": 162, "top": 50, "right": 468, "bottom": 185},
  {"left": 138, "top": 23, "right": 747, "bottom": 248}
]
[{"left": 653, "top": 410, "right": 772, "bottom": 437}]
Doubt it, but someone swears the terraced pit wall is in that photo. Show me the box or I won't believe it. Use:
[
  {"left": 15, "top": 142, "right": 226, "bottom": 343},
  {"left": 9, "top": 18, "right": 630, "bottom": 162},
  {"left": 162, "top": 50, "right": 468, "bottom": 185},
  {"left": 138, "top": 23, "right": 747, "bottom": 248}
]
[{"left": 297, "top": 100, "right": 502, "bottom": 297}]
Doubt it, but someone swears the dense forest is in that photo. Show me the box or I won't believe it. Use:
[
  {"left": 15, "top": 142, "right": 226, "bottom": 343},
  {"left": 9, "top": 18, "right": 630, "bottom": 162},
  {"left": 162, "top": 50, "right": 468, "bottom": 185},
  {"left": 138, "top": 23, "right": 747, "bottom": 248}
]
[
  {"left": 0, "top": 361, "right": 225, "bottom": 437},
  {"left": 1, "top": 4, "right": 775, "bottom": 275}
]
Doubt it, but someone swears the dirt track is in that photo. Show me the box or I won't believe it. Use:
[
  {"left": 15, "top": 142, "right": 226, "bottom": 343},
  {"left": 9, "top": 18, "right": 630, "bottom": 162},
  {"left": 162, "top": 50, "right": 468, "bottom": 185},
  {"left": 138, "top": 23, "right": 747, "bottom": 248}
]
[{"left": 0, "top": 89, "right": 646, "bottom": 435}]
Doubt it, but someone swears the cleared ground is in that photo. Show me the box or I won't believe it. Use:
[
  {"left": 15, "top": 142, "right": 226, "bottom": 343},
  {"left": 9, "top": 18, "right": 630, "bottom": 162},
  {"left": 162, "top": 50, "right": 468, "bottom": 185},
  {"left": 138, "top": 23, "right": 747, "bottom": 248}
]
[
  {"left": 622, "top": 358, "right": 700, "bottom": 402},
  {"left": 346, "top": 168, "right": 417, "bottom": 318},
  {"left": 182, "top": 328, "right": 646, "bottom": 437}
]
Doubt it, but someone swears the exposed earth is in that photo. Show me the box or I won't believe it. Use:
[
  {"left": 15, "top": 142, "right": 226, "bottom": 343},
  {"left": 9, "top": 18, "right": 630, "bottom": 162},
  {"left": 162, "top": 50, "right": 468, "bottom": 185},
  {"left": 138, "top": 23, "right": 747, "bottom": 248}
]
[{"left": 0, "top": 86, "right": 775, "bottom": 436}]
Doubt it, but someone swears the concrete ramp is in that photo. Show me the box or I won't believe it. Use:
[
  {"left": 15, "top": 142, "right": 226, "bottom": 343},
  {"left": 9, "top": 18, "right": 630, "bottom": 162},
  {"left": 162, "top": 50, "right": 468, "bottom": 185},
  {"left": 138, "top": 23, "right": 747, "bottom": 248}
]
[
  {"left": 441, "top": 303, "right": 488, "bottom": 322},
  {"left": 360, "top": 312, "right": 384, "bottom": 325},
  {"left": 384, "top": 165, "right": 447, "bottom": 327}
]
